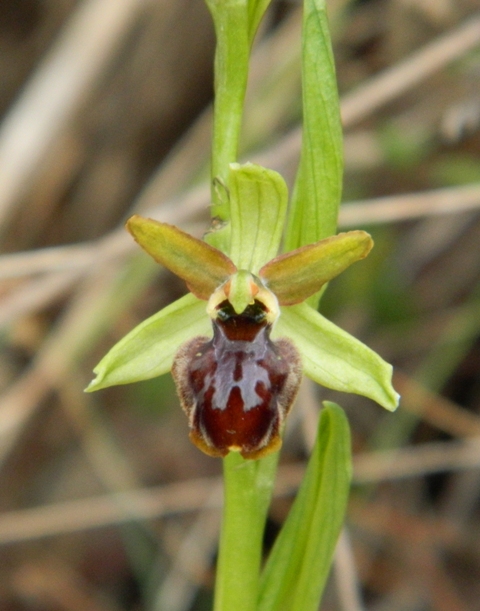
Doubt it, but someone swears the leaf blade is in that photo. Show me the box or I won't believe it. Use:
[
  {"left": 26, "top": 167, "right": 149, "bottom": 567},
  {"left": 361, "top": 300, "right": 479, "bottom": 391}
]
[
  {"left": 247, "top": 0, "right": 272, "bottom": 43},
  {"left": 285, "top": 0, "right": 343, "bottom": 253},
  {"left": 258, "top": 402, "right": 351, "bottom": 611}
]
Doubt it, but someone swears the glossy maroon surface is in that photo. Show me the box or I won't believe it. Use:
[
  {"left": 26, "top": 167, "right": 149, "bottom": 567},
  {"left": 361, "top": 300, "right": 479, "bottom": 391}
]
[{"left": 172, "top": 301, "right": 301, "bottom": 459}]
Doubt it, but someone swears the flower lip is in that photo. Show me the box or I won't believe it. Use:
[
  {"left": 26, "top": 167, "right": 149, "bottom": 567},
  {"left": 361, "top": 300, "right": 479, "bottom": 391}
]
[{"left": 172, "top": 299, "right": 302, "bottom": 460}]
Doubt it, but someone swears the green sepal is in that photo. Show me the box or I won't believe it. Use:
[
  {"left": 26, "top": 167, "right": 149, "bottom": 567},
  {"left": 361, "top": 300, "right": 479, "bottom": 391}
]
[
  {"left": 228, "top": 163, "right": 288, "bottom": 273},
  {"left": 258, "top": 402, "right": 351, "bottom": 611},
  {"left": 86, "top": 294, "right": 211, "bottom": 391},
  {"left": 260, "top": 230, "right": 373, "bottom": 305},
  {"left": 275, "top": 303, "right": 399, "bottom": 411},
  {"left": 126, "top": 216, "right": 236, "bottom": 300}
]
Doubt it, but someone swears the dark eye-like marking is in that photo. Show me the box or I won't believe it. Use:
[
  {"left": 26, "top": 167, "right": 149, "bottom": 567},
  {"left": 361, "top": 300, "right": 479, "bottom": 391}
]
[
  {"left": 215, "top": 300, "right": 267, "bottom": 324},
  {"left": 172, "top": 301, "right": 301, "bottom": 459}
]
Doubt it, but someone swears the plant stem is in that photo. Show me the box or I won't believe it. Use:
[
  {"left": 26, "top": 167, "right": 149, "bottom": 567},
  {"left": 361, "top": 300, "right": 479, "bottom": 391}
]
[
  {"left": 214, "top": 451, "right": 278, "bottom": 611},
  {"left": 206, "top": 1, "right": 251, "bottom": 218},
  {"left": 206, "top": 5, "right": 283, "bottom": 611}
]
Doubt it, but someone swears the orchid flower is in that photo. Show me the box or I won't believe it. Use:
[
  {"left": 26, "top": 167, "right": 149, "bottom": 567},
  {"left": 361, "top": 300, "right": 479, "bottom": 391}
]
[{"left": 87, "top": 164, "right": 398, "bottom": 459}]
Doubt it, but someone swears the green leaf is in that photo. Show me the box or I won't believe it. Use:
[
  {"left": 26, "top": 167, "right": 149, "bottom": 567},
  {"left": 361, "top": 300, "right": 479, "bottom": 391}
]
[
  {"left": 86, "top": 294, "right": 211, "bottom": 391},
  {"left": 275, "top": 303, "right": 399, "bottom": 410},
  {"left": 258, "top": 402, "right": 351, "bottom": 611},
  {"left": 285, "top": 0, "right": 343, "bottom": 254},
  {"left": 247, "top": 0, "right": 272, "bottom": 42},
  {"left": 260, "top": 230, "right": 373, "bottom": 305},
  {"left": 228, "top": 163, "right": 288, "bottom": 272},
  {"left": 126, "top": 216, "right": 236, "bottom": 300}
]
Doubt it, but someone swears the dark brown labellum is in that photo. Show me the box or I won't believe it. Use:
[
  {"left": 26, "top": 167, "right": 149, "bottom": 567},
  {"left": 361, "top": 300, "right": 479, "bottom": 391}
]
[{"left": 172, "top": 300, "right": 302, "bottom": 459}]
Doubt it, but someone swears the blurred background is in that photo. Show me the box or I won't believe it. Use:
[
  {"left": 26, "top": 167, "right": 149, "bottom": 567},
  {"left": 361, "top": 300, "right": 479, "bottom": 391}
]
[{"left": 0, "top": 0, "right": 479, "bottom": 610}]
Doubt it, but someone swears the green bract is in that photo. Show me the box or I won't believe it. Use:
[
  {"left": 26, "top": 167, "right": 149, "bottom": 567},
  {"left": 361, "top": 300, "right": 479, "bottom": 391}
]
[{"left": 86, "top": 163, "right": 399, "bottom": 413}]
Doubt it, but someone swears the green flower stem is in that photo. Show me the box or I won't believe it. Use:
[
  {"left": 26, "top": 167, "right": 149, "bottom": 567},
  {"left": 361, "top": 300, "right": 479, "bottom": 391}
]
[
  {"left": 206, "top": 0, "right": 251, "bottom": 218},
  {"left": 214, "top": 451, "right": 279, "bottom": 611},
  {"left": 207, "top": 6, "right": 280, "bottom": 606},
  {"left": 86, "top": 0, "right": 398, "bottom": 606}
]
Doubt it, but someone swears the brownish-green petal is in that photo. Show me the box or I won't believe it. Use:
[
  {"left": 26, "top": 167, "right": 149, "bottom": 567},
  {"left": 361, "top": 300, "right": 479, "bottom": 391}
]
[
  {"left": 259, "top": 230, "right": 373, "bottom": 306},
  {"left": 126, "top": 215, "right": 236, "bottom": 300}
]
